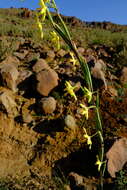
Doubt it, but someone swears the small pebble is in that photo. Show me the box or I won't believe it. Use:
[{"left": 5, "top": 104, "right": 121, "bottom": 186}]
[
  {"left": 65, "top": 115, "right": 77, "bottom": 130},
  {"left": 40, "top": 97, "right": 57, "bottom": 114}
]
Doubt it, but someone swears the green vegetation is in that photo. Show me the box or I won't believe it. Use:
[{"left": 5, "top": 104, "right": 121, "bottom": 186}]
[
  {"left": 115, "top": 170, "right": 127, "bottom": 187},
  {"left": 0, "top": 8, "right": 127, "bottom": 49}
]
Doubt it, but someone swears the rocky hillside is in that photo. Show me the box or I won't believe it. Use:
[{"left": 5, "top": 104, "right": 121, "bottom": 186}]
[{"left": 0, "top": 8, "right": 127, "bottom": 190}]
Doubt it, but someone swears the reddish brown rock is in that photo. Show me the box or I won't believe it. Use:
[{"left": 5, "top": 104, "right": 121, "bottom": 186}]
[
  {"left": 106, "top": 137, "right": 127, "bottom": 178},
  {"left": 36, "top": 68, "right": 59, "bottom": 96},
  {"left": 33, "top": 59, "right": 49, "bottom": 73},
  {"left": 91, "top": 59, "right": 107, "bottom": 90}
]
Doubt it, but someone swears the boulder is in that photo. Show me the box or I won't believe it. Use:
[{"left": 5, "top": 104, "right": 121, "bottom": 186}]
[
  {"left": 33, "top": 59, "right": 49, "bottom": 73},
  {"left": 0, "top": 87, "right": 18, "bottom": 117},
  {"left": 36, "top": 68, "right": 59, "bottom": 96},
  {"left": 0, "top": 56, "right": 19, "bottom": 92}
]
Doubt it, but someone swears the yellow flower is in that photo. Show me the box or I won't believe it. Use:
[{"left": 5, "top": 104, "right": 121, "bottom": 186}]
[
  {"left": 65, "top": 81, "right": 77, "bottom": 101},
  {"left": 83, "top": 128, "right": 92, "bottom": 149},
  {"left": 79, "top": 104, "right": 95, "bottom": 120},
  {"left": 95, "top": 155, "right": 103, "bottom": 171},
  {"left": 50, "top": 31, "right": 60, "bottom": 50},
  {"left": 69, "top": 52, "right": 78, "bottom": 66},
  {"left": 38, "top": 0, "right": 47, "bottom": 21},
  {"left": 79, "top": 104, "right": 89, "bottom": 119},
  {"left": 36, "top": 15, "right": 43, "bottom": 39},
  {"left": 81, "top": 86, "right": 92, "bottom": 103}
]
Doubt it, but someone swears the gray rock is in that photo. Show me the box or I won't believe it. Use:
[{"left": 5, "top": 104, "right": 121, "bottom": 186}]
[
  {"left": 65, "top": 115, "right": 77, "bottom": 130},
  {"left": 0, "top": 56, "right": 19, "bottom": 92},
  {"left": 33, "top": 59, "right": 49, "bottom": 73},
  {"left": 40, "top": 97, "right": 57, "bottom": 114},
  {"left": 36, "top": 68, "right": 59, "bottom": 96}
]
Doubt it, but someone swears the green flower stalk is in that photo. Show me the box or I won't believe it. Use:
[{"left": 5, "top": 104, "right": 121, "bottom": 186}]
[
  {"left": 64, "top": 81, "right": 77, "bottom": 101},
  {"left": 34, "top": 1, "right": 105, "bottom": 189}
]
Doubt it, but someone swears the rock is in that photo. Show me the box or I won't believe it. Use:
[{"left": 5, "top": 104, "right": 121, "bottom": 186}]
[
  {"left": 25, "top": 52, "right": 40, "bottom": 63},
  {"left": 120, "top": 67, "right": 127, "bottom": 85},
  {"left": 21, "top": 98, "right": 35, "bottom": 123},
  {"left": 64, "top": 185, "right": 71, "bottom": 190},
  {"left": 13, "top": 50, "right": 28, "bottom": 60},
  {"left": 0, "top": 56, "right": 19, "bottom": 92},
  {"left": 40, "top": 97, "right": 57, "bottom": 114},
  {"left": 57, "top": 49, "right": 67, "bottom": 57},
  {"left": 20, "top": 8, "right": 32, "bottom": 18},
  {"left": 107, "top": 85, "right": 118, "bottom": 97},
  {"left": 69, "top": 172, "right": 83, "bottom": 186},
  {"left": 65, "top": 115, "right": 77, "bottom": 130},
  {"left": 22, "top": 112, "right": 33, "bottom": 124},
  {"left": 33, "top": 59, "right": 49, "bottom": 73},
  {"left": 0, "top": 55, "right": 20, "bottom": 68},
  {"left": 91, "top": 59, "right": 107, "bottom": 90},
  {"left": 78, "top": 47, "right": 85, "bottom": 54},
  {"left": 47, "top": 50, "right": 55, "bottom": 60},
  {"left": 106, "top": 137, "right": 127, "bottom": 178},
  {"left": 69, "top": 172, "right": 97, "bottom": 190},
  {"left": 16, "top": 70, "right": 32, "bottom": 85},
  {"left": 120, "top": 67, "right": 127, "bottom": 96},
  {"left": 0, "top": 87, "right": 18, "bottom": 117},
  {"left": 36, "top": 68, "right": 59, "bottom": 96}
]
